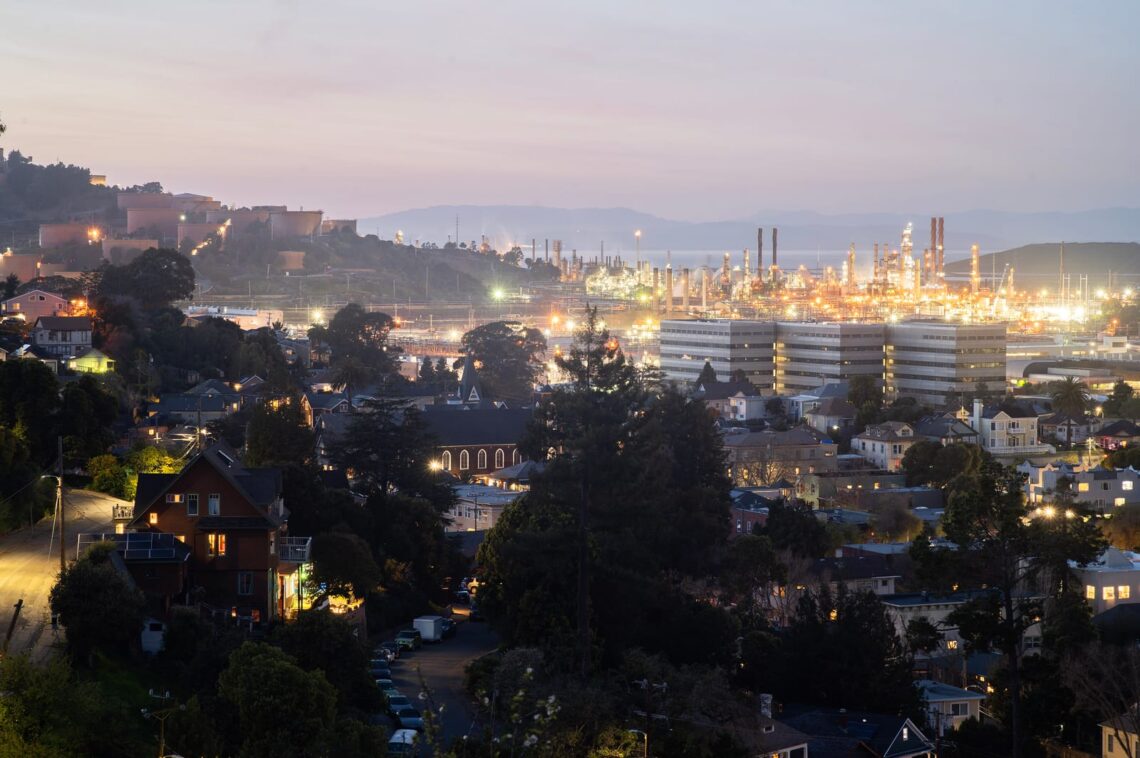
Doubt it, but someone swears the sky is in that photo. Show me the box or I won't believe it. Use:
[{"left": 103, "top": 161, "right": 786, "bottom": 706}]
[{"left": 2, "top": 1, "right": 1138, "bottom": 221}]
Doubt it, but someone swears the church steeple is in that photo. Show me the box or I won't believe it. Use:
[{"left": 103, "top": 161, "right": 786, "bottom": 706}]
[{"left": 458, "top": 354, "right": 483, "bottom": 404}]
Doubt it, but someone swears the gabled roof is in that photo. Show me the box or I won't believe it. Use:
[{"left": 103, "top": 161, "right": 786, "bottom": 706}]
[
  {"left": 33, "top": 315, "right": 91, "bottom": 330},
  {"left": 915, "top": 679, "right": 986, "bottom": 704},
  {"left": 912, "top": 415, "right": 978, "bottom": 440},
  {"left": 694, "top": 379, "right": 759, "bottom": 400},
  {"left": 130, "top": 443, "right": 282, "bottom": 526},
  {"left": 855, "top": 421, "right": 915, "bottom": 442},
  {"left": 487, "top": 459, "right": 544, "bottom": 483},
  {"left": 1040, "top": 412, "right": 1091, "bottom": 426},
  {"left": 810, "top": 396, "right": 858, "bottom": 418},
  {"left": 782, "top": 709, "right": 934, "bottom": 758},
  {"left": 1099, "top": 419, "right": 1140, "bottom": 437},
  {"left": 811, "top": 554, "right": 901, "bottom": 582},
  {"left": 186, "top": 378, "right": 235, "bottom": 396},
  {"left": 304, "top": 391, "right": 350, "bottom": 411},
  {"left": 149, "top": 394, "right": 230, "bottom": 413},
  {"left": 457, "top": 354, "right": 484, "bottom": 403},
  {"left": 722, "top": 427, "right": 827, "bottom": 448},
  {"left": 422, "top": 407, "right": 531, "bottom": 446},
  {"left": 982, "top": 400, "right": 1038, "bottom": 419}
]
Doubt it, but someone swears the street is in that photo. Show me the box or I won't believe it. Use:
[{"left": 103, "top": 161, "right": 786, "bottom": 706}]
[
  {"left": 0, "top": 489, "right": 123, "bottom": 662},
  {"left": 386, "top": 610, "right": 500, "bottom": 744}
]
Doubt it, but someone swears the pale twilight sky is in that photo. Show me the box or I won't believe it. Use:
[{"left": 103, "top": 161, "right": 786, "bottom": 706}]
[{"left": 2, "top": 1, "right": 1137, "bottom": 220}]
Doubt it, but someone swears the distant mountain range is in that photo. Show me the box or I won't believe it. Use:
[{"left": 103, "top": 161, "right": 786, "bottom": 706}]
[
  {"left": 943, "top": 242, "right": 1140, "bottom": 286},
  {"left": 359, "top": 205, "right": 1140, "bottom": 255}
]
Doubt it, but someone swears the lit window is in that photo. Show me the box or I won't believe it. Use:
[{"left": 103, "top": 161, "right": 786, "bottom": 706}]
[
  {"left": 459, "top": 450, "right": 470, "bottom": 470},
  {"left": 1078, "top": 483, "right": 1090, "bottom": 493},
  {"left": 441, "top": 451, "right": 452, "bottom": 470},
  {"left": 1125, "top": 481, "right": 1135, "bottom": 491},
  {"left": 828, "top": 609, "right": 838, "bottom": 621},
  {"left": 477, "top": 449, "right": 487, "bottom": 470},
  {"left": 946, "top": 640, "right": 958, "bottom": 650},
  {"left": 1120, "top": 586, "right": 1131, "bottom": 600},
  {"left": 148, "top": 512, "right": 158, "bottom": 525},
  {"left": 1104, "top": 586, "right": 1116, "bottom": 601},
  {"left": 207, "top": 533, "right": 227, "bottom": 557},
  {"left": 1087, "top": 585, "right": 1096, "bottom": 600},
  {"left": 165, "top": 493, "right": 184, "bottom": 503},
  {"left": 1117, "top": 498, "right": 1128, "bottom": 507},
  {"left": 186, "top": 493, "right": 199, "bottom": 517},
  {"left": 208, "top": 494, "right": 220, "bottom": 516}
]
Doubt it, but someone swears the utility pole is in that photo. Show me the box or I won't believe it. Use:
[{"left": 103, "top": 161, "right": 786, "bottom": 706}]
[{"left": 57, "top": 436, "right": 65, "bottom": 574}]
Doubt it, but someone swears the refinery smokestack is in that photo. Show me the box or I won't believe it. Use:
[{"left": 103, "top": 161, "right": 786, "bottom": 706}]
[
  {"left": 772, "top": 228, "right": 778, "bottom": 271},
  {"left": 665, "top": 266, "right": 674, "bottom": 313},
  {"left": 873, "top": 243, "right": 880, "bottom": 284},
  {"left": 682, "top": 268, "right": 690, "bottom": 309},
  {"left": 971, "top": 244, "right": 980, "bottom": 293},
  {"left": 937, "top": 217, "right": 945, "bottom": 280},
  {"left": 757, "top": 227, "right": 764, "bottom": 283},
  {"left": 653, "top": 268, "right": 660, "bottom": 310}
]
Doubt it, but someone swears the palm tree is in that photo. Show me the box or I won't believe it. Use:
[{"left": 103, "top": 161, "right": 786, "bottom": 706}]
[
  {"left": 1051, "top": 377, "right": 1091, "bottom": 448},
  {"left": 330, "top": 355, "right": 371, "bottom": 402}
]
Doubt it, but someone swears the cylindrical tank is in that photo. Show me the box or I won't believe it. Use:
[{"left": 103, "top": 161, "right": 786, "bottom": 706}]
[
  {"left": 126, "top": 208, "right": 181, "bottom": 238},
  {"left": 38, "top": 223, "right": 90, "bottom": 248},
  {"left": 102, "top": 238, "right": 158, "bottom": 264},
  {"left": 178, "top": 223, "right": 228, "bottom": 248},
  {"left": 270, "top": 210, "right": 323, "bottom": 240}
]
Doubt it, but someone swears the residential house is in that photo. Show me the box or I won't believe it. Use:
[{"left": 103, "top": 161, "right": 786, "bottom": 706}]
[
  {"left": 67, "top": 346, "right": 115, "bottom": 374},
  {"left": 1101, "top": 710, "right": 1140, "bottom": 758},
  {"left": 1097, "top": 419, "right": 1140, "bottom": 451},
  {"left": 912, "top": 414, "right": 981, "bottom": 447},
  {"left": 301, "top": 391, "right": 351, "bottom": 427},
  {"left": 971, "top": 398, "right": 1053, "bottom": 456},
  {"left": 730, "top": 489, "right": 782, "bottom": 536},
  {"left": 475, "top": 459, "right": 545, "bottom": 491},
  {"left": 852, "top": 422, "right": 918, "bottom": 472},
  {"left": 809, "top": 553, "right": 901, "bottom": 596},
  {"left": 422, "top": 406, "right": 532, "bottom": 477},
  {"left": 1, "top": 289, "right": 68, "bottom": 322},
  {"left": 1072, "top": 466, "right": 1140, "bottom": 511},
  {"left": 148, "top": 393, "right": 236, "bottom": 425},
  {"left": 803, "top": 396, "right": 859, "bottom": 436},
  {"left": 1071, "top": 548, "right": 1140, "bottom": 615},
  {"left": 1039, "top": 412, "right": 1096, "bottom": 445},
  {"left": 722, "top": 427, "right": 839, "bottom": 487},
  {"left": 448, "top": 483, "right": 521, "bottom": 532},
  {"left": 915, "top": 680, "right": 984, "bottom": 737},
  {"left": 97, "top": 444, "right": 311, "bottom": 623},
  {"left": 31, "top": 315, "right": 92, "bottom": 357},
  {"left": 882, "top": 590, "right": 1044, "bottom": 656},
  {"left": 782, "top": 708, "right": 935, "bottom": 758},
  {"left": 1018, "top": 460, "right": 1084, "bottom": 504},
  {"left": 693, "top": 378, "right": 762, "bottom": 420},
  {"left": 314, "top": 413, "right": 353, "bottom": 471},
  {"left": 797, "top": 469, "right": 907, "bottom": 508},
  {"left": 785, "top": 382, "right": 851, "bottom": 422}
]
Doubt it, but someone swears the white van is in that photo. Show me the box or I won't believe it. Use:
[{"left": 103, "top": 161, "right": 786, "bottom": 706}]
[{"left": 388, "top": 728, "right": 420, "bottom": 756}]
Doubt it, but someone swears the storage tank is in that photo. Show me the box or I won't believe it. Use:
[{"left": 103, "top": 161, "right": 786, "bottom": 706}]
[
  {"left": 0, "top": 253, "right": 42, "bottom": 283},
  {"left": 117, "top": 192, "right": 174, "bottom": 210},
  {"left": 270, "top": 210, "right": 322, "bottom": 240},
  {"left": 126, "top": 208, "right": 181, "bottom": 238},
  {"left": 172, "top": 195, "right": 222, "bottom": 214},
  {"left": 38, "top": 223, "right": 90, "bottom": 248},
  {"left": 178, "top": 222, "right": 228, "bottom": 248},
  {"left": 206, "top": 208, "right": 272, "bottom": 237},
  {"left": 277, "top": 250, "right": 306, "bottom": 271},
  {"left": 102, "top": 238, "right": 158, "bottom": 264}
]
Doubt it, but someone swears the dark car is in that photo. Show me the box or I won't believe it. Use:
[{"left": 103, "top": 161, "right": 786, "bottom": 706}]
[
  {"left": 378, "top": 640, "right": 401, "bottom": 660},
  {"left": 392, "top": 706, "right": 425, "bottom": 731},
  {"left": 396, "top": 629, "right": 422, "bottom": 650},
  {"left": 386, "top": 694, "right": 413, "bottom": 716},
  {"left": 441, "top": 618, "right": 457, "bottom": 639},
  {"left": 368, "top": 658, "right": 392, "bottom": 678}
]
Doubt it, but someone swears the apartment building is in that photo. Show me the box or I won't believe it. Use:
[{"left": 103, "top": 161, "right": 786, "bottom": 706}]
[
  {"left": 774, "top": 322, "right": 885, "bottom": 395},
  {"left": 885, "top": 321, "right": 1007, "bottom": 407},
  {"left": 658, "top": 319, "right": 776, "bottom": 391}
]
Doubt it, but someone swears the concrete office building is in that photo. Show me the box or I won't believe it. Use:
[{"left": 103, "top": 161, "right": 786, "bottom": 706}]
[
  {"left": 658, "top": 319, "right": 775, "bottom": 391},
  {"left": 885, "top": 321, "right": 1006, "bottom": 407},
  {"left": 774, "top": 322, "right": 886, "bottom": 394}
]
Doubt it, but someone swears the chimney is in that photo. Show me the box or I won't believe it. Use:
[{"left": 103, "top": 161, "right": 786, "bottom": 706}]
[
  {"left": 664, "top": 266, "right": 674, "bottom": 313},
  {"left": 938, "top": 217, "right": 945, "bottom": 279},
  {"left": 544, "top": 238, "right": 549, "bottom": 262},
  {"left": 682, "top": 268, "right": 690, "bottom": 309},
  {"left": 873, "top": 243, "right": 879, "bottom": 283},
  {"left": 973, "top": 398, "right": 984, "bottom": 434},
  {"left": 758, "top": 227, "right": 764, "bottom": 283},
  {"left": 772, "top": 227, "right": 779, "bottom": 270},
  {"left": 930, "top": 217, "right": 937, "bottom": 273},
  {"left": 653, "top": 268, "right": 660, "bottom": 310}
]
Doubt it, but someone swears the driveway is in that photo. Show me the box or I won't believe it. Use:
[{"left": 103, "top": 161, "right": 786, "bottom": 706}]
[
  {"left": 0, "top": 489, "right": 123, "bottom": 662},
  {"left": 385, "top": 610, "right": 500, "bottom": 743}
]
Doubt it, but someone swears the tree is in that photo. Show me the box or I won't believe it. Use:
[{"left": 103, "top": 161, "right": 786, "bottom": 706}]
[
  {"left": 1103, "top": 503, "right": 1140, "bottom": 550},
  {"left": 217, "top": 642, "right": 337, "bottom": 758},
  {"left": 871, "top": 502, "right": 922, "bottom": 541},
  {"left": 942, "top": 461, "right": 1104, "bottom": 758},
  {"left": 244, "top": 400, "right": 313, "bottom": 468},
  {"left": 418, "top": 355, "right": 437, "bottom": 383},
  {"left": 1051, "top": 377, "right": 1091, "bottom": 447},
  {"left": 88, "top": 454, "right": 130, "bottom": 499},
  {"left": 309, "top": 532, "right": 381, "bottom": 598},
  {"left": 757, "top": 501, "right": 831, "bottom": 558},
  {"left": 461, "top": 320, "right": 547, "bottom": 403},
  {"left": 696, "top": 360, "right": 718, "bottom": 385},
  {"left": 723, "top": 535, "right": 785, "bottom": 621},
  {"left": 901, "top": 440, "right": 985, "bottom": 488},
  {"left": 49, "top": 543, "right": 145, "bottom": 663},
  {"left": 0, "top": 359, "right": 61, "bottom": 462},
  {"left": 1063, "top": 643, "right": 1140, "bottom": 758},
  {"left": 270, "top": 610, "right": 381, "bottom": 713},
  {"left": 316, "top": 303, "right": 398, "bottom": 376},
  {"left": 58, "top": 375, "right": 118, "bottom": 460},
  {"left": 97, "top": 247, "right": 195, "bottom": 310},
  {"left": 0, "top": 428, "right": 55, "bottom": 530},
  {"left": 329, "top": 354, "right": 371, "bottom": 401},
  {"left": 848, "top": 374, "right": 882, "bottom": 410},
  {"left": 1106, "top": 379, "right": 1136, "bottom": 417},
  {"left": 3, "top": 273, "right": 18, "bottom": 299}
]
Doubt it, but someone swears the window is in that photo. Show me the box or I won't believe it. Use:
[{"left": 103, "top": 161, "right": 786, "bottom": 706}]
[
  {"left": 165, "top": 493, "right": 184, "bottom": 503},
  {"left": 186, "top": 493, "right": 199, "bottom": 517},
  {"left": 1104, "top": 586, "right": 1116, "bottom": 601},
  {"left": 207, "top": 533, "right": 226, "bottom": 557},
  {"left": 1087, "top": 585, "right": 1097, "bottom": 600},
  {"left": 950, "top": 702, "right": 967, "bottom": 716},
  {"left": 1125, "top": 480, "right": 1134, "bottom": 491},
  {"left": 1108, "top": 735, "right": 1115, "bottom": 752},
  {"left": 1120, "top": 585, "right": 1131, "bottom": 600},
  {"left": 1078, "top": 482, "right": 1090, "bottom": 492},
  {"left": 208, "top": 493, "right": 220, "bottom": 516},
  {"left": 1117, "top": 498, "right": 1128, "bottom": 507},
  {"left": 175, "top": 534, "right": 185, "bottom": 543},
  {"left": 459, "top": 450, "right": 470, "bottom": 470},
  {"left": 495, "top": 448, "right": 505, "bottom": 469},
  {"left": 148, "top": 512, "right": 158, "bottom": 525},
  {"left": 441, "top": 451, "right": 452, "bottom": 470},
  {"left": 477, "top": 449, "right": 488, "bottom": 470},
  {"left": 237, "top": 572, "right": 253, "bottom": 596},
  {"left": 946, "top": 639, "right": 958, "bottom": 650}
]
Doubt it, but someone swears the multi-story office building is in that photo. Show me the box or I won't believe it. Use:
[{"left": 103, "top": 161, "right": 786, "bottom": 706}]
[
  {"left": 774, "top": 322, "right": 886, "bottom": 394},
  {"left": 658, "top": 319, "right": 775, "bottom": 390},
  {"left": 885, "top": 321, "right": 1006, "bottom": 407}
]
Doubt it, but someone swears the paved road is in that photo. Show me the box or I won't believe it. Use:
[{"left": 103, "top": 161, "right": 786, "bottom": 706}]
[
  {"left": 0, "top": 489, "right": 123, "bottom": 661},
  {"left": 384, "top": 609, "right": 500, "bottom": 743}
]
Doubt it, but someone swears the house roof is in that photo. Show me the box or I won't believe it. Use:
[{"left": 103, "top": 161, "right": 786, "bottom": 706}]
[
  {"left": 912, "top": 415, "right": 977, "bottom": 440},
  {"left": 694, "top": 379, "right": 759, "bottom": 400},
  {"left": 186, "top": 378, "right": 235, "bottom": 396},
  {"left": 781, "top": 709, "right": 934, "bottom": 758},
  {"left": 722, "top": 427, "right": 827, "bottom": 448},
  {"left": 458, "top": 354, "right": 485, "bottom": 403},
  {"left": 915, "top": 679, "right": 986, "bottom": 704},
  {"left": 33, "top": 315, "right": 91, "bottom": 331},
  {"left": 855, "top": 421, "right": 915, "bottom": 442},
  {"left": 487, "top": 459, "right": 545, "bottom": 483},
  {"left": 1040, "top": 412, "right": 1091, "bottom": 425},
  {"left": 423, "top": 407, "right": 532, "bottom": 447},
  {"left": 304, "top": 391, "right": 349, "bottom": 411},
  {"left": 149, "top": 394, "right": 230, "bottom": 413},
  {"left": 981, "top": 400, "right": 1038, "bottom": 419},
  {"left": 810, "top": 396, "right": 858, "bottom": 418},
  {"left": 1100, "top": 419, "right": 1140, "bottom": 437},
  {"left": 811, "top": 554, "right": 901, "bottom": 582}
]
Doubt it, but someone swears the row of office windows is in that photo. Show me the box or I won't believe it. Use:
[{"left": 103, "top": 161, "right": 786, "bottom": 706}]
[{"left": 1087, "top": 584, "right": 1132, "bottom": 601}]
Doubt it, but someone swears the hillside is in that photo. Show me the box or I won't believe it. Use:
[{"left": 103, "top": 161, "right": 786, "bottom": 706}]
[{"left": 943, "top": 242, "right": 1140, "bottom": 286}]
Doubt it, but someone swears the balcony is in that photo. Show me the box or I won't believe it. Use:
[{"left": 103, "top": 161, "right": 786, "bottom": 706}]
[
  {"left": 111, "top": 504, "right": 133, "bottom": 522},
  {"left": 279, "top": 536, "right": 312, "bottom": 563}
]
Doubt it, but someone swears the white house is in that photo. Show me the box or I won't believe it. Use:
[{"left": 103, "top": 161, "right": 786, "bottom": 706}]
[
  {"left": 882, "top": 590, "right": 1044, "bottom": 656},
  {"left": 971, "top": 399, "right": 1053, "bottom": 456},
  {"left": 31, "top": 316, "right": 92, "bottom": 357},
  {"left": 1071, "top": 548, "right": 1140, "bottom": 615},
  {"left": 915, "top": 679, "right": 985, "bottom": 736},
  {"left": 852, "top": 422, "right": 917, "bottom": 472},
  {"left": 447, "top": 483, "right": 520, "bottom": 532},
  {"left": 1071, "top": 467, "right": 1140, "bottom": 512}
]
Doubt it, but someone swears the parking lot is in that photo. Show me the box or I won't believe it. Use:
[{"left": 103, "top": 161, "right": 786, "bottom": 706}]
[{"left": 381, "top": 609, "right": 500, "bottom": 743}]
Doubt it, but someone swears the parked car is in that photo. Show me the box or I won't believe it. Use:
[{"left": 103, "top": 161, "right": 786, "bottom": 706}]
[
  {"left": 388, "top": 728, "right": 420, "bottom": 755},
  {"left": 379, "top": 640, "right": 401, "bottom": 660},
  {"left": 368, "top": 659, "right": 392, "bottom": 678},
  {"left": 396, "top": 629, "right": 423, "bottom": 650},
  {"left": 392, "top": 706, "right": 425, "bottom": 731},
  {"left": 377, "top": 679, "right": 400, "bottom": 697},
  {"left": 373, "top": 645, "right": 395, "bottom": 663},
  {"left": 386, "top": 694, "right": 413, "bottom": 716},
  {"left": 454, "top": 589, "right": 471, "bottom": 605},
  {"left": 441, "top": 618, "right": 457, "bottom": 639}
]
